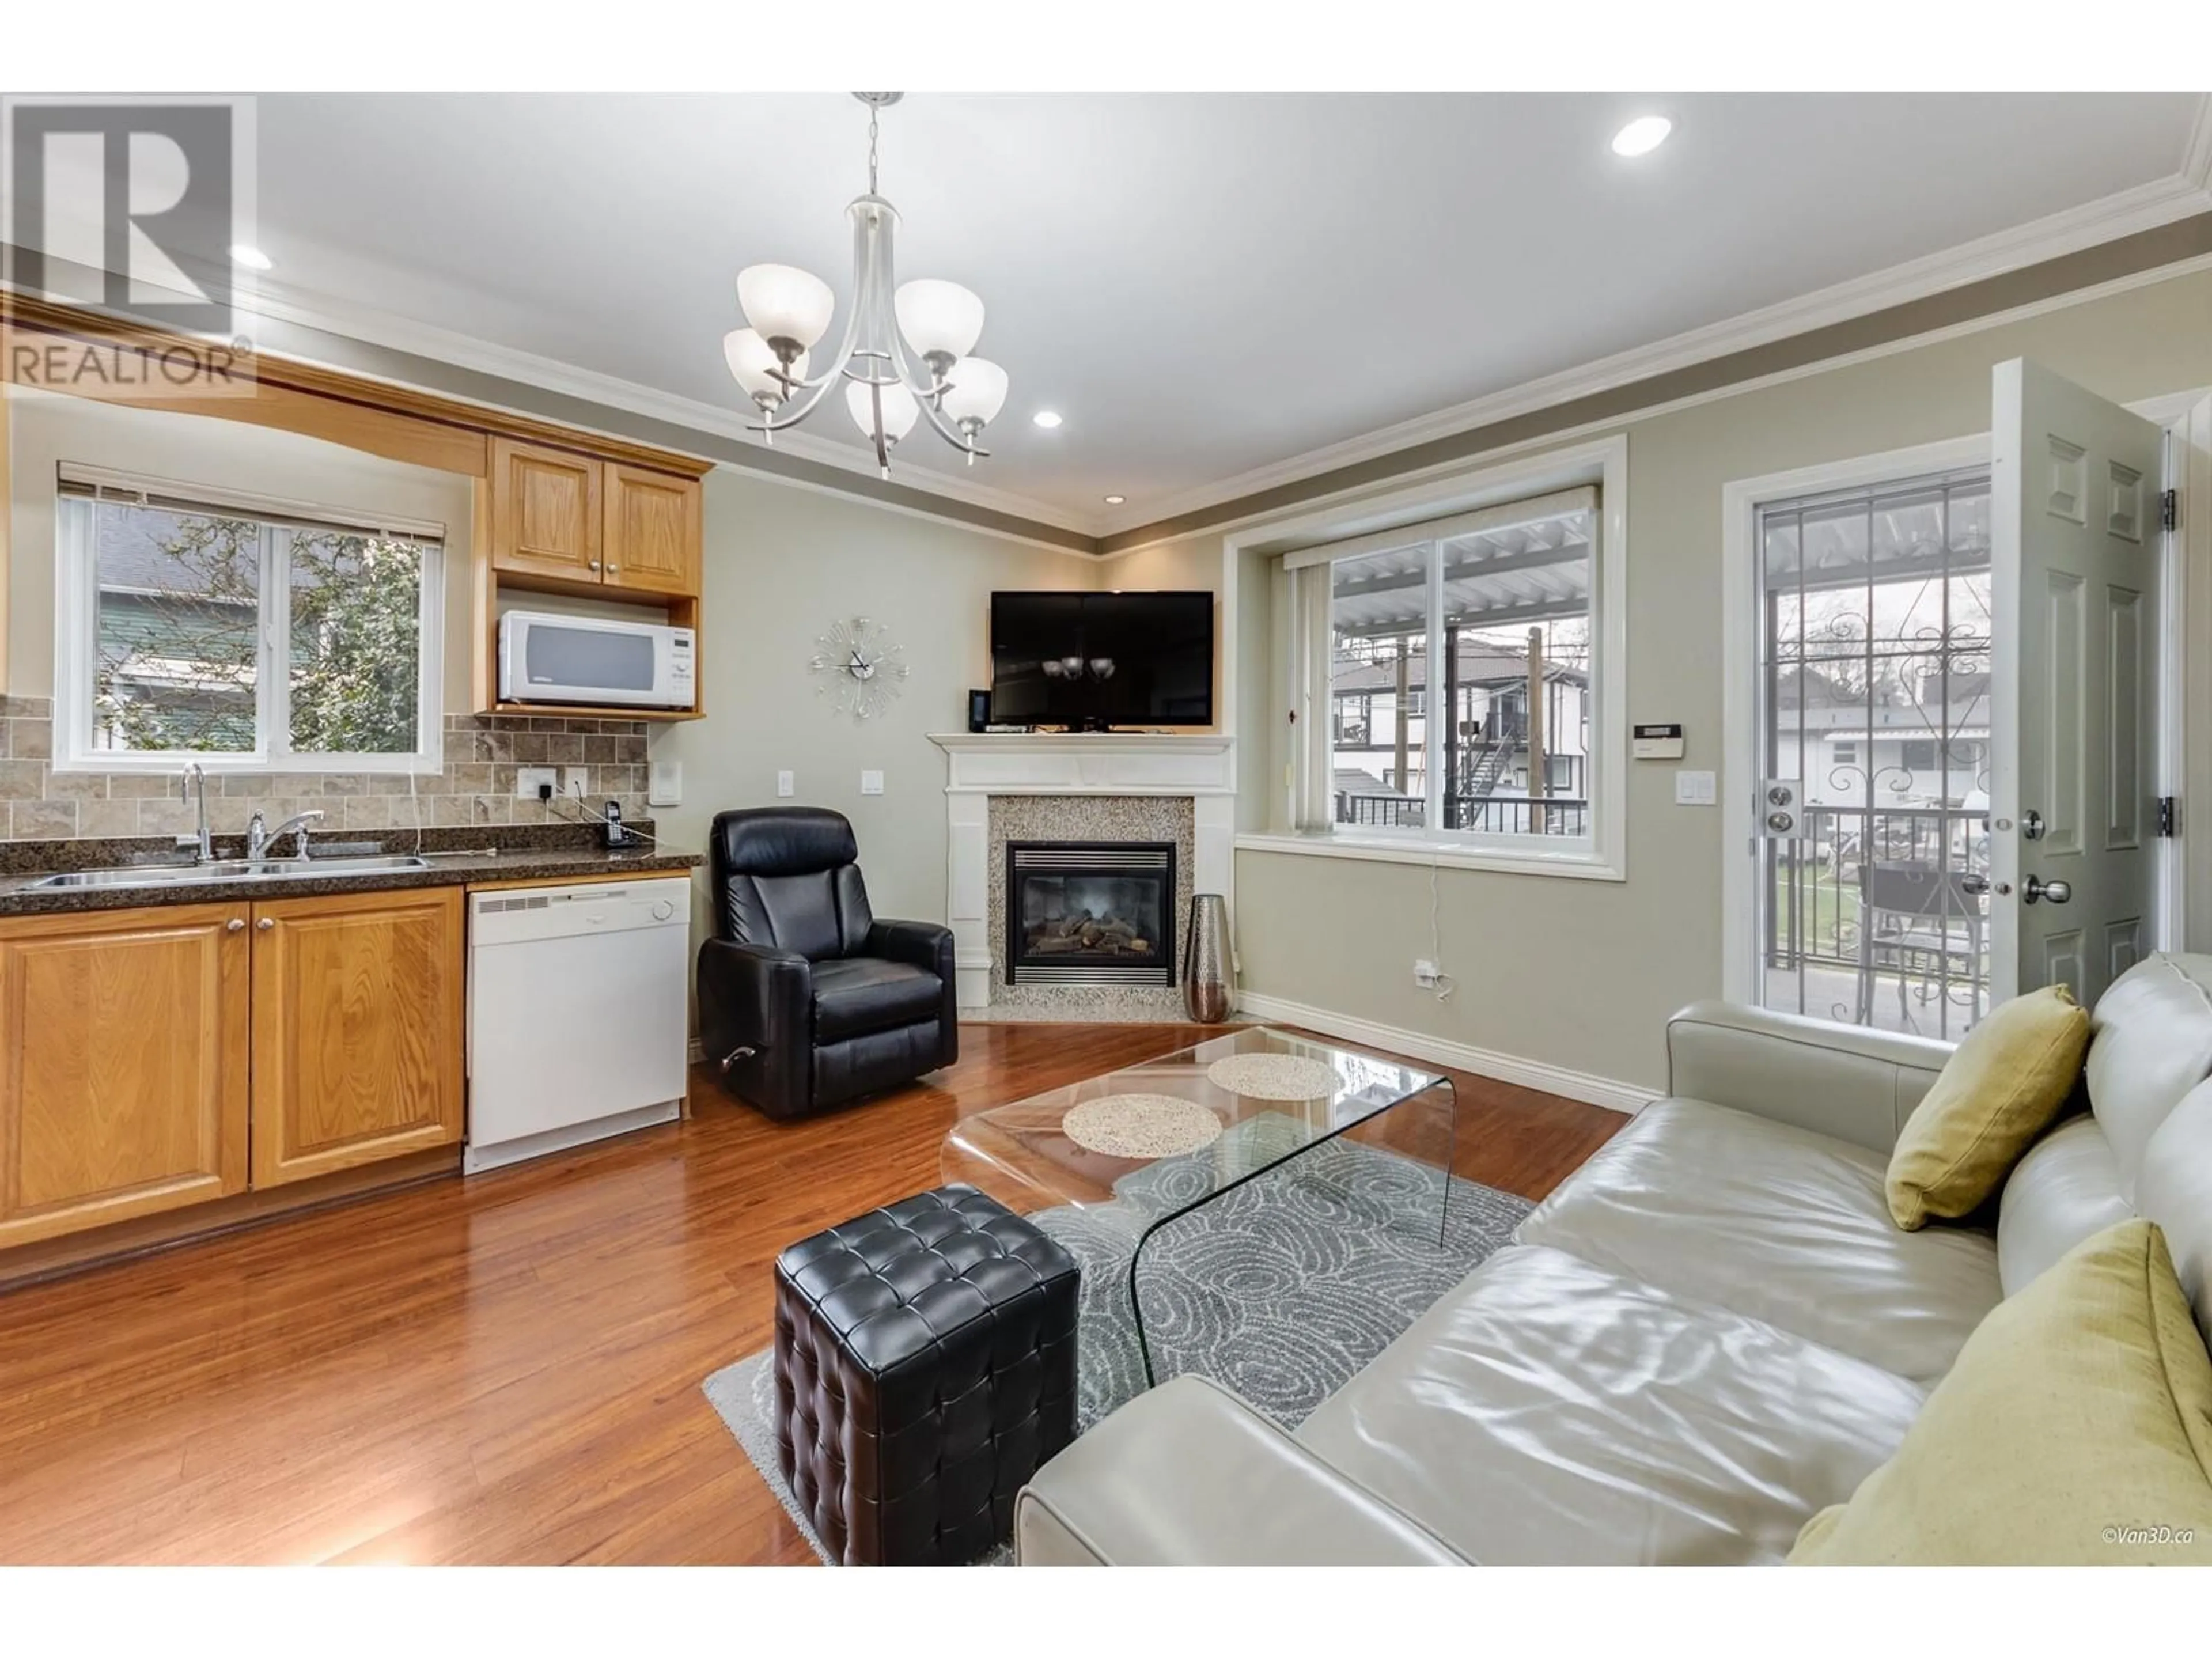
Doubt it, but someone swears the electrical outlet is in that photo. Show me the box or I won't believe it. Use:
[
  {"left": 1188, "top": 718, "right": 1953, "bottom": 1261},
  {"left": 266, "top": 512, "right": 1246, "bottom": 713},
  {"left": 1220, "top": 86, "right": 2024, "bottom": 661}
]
[
  {"left": 1414, "top": 959, "right": 1441, "bottom": 988},
  {"left": 561, "top": 766, "right": 590, "bottom": 801},
  {"left": 776, "top": 770, "right": 794, "bottom": 798},
  {"left": 860, "top": 770, "right": 885, "bottom": 797},
  {"left": 516, "top": 766, "right": 556, "bottom": 800}
]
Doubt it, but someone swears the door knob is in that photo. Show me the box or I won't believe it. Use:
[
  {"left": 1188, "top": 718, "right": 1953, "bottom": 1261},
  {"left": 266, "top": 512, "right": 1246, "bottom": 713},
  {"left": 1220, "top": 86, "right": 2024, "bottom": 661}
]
[{"left": 2022, "top": 875, "right": 2073, "bottom": 905}]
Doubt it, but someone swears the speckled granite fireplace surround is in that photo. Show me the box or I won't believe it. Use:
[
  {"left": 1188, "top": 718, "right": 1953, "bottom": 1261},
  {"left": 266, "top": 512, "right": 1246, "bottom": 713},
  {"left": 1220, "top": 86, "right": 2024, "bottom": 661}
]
[
  {"left": 927, "top": 733, "right": 1237, "bottom": 1021},
  {"left": 988, "top": 795, "right": 1194, "bottom": 1018}
]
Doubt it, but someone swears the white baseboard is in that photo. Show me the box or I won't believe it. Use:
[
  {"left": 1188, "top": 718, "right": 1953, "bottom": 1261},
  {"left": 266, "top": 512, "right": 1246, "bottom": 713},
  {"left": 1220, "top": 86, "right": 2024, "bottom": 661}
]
[{"left": 1233, "top": 991, "right": 1656, "bottom": 1118}]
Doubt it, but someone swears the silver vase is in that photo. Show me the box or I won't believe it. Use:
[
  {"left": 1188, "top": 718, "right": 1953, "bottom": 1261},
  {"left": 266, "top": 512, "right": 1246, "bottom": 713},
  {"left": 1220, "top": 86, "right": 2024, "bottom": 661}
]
[{"left": 1182, "top": 893, "right": 1234, "bottom": 1023}]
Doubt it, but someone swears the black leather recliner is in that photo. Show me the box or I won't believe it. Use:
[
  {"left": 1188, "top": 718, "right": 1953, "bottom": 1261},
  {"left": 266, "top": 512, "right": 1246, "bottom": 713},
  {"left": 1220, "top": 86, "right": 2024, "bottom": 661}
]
[{"left": 698, "top": 807, "right": 959, "bottom": 1119}]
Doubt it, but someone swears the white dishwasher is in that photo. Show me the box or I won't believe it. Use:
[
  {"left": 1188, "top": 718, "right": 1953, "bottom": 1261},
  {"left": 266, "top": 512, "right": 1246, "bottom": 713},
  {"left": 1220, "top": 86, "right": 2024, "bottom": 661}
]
[{"left": 465, "top": 876, "right": 692, "bottom": 1173}]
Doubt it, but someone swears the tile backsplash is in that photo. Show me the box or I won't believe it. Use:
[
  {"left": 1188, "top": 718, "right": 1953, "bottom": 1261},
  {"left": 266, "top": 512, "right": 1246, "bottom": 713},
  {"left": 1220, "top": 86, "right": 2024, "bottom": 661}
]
[{"left": 0, "top": 698, "right": 650, "bottom": 840}]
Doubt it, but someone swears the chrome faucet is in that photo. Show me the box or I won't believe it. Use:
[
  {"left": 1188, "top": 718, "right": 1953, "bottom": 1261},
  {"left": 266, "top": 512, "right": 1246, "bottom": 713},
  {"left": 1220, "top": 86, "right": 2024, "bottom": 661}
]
[
  {"left": 247, "top": 808, "right": 326, "bottom": 862},
  {"left": 179, "top": 763, "right": 213, "bottom": 863}
]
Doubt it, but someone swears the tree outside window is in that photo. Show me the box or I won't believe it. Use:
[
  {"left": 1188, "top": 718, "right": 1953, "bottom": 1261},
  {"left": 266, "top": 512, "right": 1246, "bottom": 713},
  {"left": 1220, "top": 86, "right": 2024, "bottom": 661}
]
[{"left": 75, "top": 491, "right": 437, "bottom": 766}]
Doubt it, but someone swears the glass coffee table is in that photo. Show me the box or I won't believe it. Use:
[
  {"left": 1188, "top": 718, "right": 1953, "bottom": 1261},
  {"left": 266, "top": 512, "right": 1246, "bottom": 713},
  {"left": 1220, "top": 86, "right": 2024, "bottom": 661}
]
[{"left": 941, "top": 1027, "right": 1456, "bottom": 1385}]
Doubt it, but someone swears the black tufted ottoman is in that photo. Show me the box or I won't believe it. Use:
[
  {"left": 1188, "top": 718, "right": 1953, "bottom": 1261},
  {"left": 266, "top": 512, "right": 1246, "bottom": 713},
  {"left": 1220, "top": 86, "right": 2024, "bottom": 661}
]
[{"left": 772, "top": 1185, "right": 1080, "bottom": 1565}]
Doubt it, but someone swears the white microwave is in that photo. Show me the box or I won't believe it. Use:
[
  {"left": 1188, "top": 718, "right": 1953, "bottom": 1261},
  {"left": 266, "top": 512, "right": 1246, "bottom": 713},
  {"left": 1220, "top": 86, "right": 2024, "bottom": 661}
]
[{"left": 497, "top": 610, "right": 696, "bottom": 710}]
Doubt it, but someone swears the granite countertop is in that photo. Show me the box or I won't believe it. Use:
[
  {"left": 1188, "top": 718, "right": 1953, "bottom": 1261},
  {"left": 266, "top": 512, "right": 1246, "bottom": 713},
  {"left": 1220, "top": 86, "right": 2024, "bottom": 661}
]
[{"left": 0, "top": 823, "right": 701, "bottom": 919}]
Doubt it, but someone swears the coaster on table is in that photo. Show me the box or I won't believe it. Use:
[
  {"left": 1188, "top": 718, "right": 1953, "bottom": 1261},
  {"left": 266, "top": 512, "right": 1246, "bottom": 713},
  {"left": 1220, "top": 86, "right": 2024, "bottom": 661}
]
[
  {"left": 1205, "top": 1052, "right": 1341, "bottom": 1101},
  {"left": 1062, "top": 1094, "right": 1224, "bottom": 1160}
]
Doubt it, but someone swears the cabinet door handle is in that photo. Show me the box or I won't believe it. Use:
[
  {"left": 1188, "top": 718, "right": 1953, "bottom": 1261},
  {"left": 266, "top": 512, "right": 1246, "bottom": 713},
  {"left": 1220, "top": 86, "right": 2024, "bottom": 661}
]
[
  {"left": 256, "top": 917, "right": 275, "bottom": 931},
  {"left": 588, "top": 560, "right": 601, "bottom": 571},
  {"left": 606, "top": 563, "right": 620, "bottom": 573},
  {"left": 227, "top": 918, "right": 247, "bottom": 932}
]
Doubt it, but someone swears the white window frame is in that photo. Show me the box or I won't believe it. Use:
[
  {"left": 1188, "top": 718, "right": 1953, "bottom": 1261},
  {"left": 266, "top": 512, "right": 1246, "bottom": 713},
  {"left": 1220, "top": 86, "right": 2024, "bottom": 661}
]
[
  {"left": 1236, "top": 434, "right": 1628, "bottom": 882},
  {"left": 52, "top": 474, "right": 445, "bottom": 776}
]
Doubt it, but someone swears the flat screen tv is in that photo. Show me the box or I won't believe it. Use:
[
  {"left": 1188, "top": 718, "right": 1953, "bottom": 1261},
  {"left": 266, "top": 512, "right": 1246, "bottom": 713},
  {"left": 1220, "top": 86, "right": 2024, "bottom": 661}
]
[{"left": 990, "top": 590, "right": 1214, "bottom": 728}]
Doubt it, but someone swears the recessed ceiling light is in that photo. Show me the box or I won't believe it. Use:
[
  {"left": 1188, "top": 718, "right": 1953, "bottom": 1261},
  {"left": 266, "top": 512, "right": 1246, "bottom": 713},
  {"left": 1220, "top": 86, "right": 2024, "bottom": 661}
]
[
  {"left": 1103, "top": 494, "right": 1126, "bottom": 505},
  {"left": 1609, "top": 116, "right": 1672, "bottom": 158},
  {"left": 229, "top": 243, "right": 274, "bottom": 271},
  {"left": 1031, "top": 410, "right": 1063, "bottom": 429}
]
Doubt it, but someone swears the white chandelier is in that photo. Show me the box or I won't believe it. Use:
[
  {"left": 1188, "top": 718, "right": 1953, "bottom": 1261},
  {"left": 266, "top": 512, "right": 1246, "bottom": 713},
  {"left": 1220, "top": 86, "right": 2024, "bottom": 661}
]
[{"left": 723, "top": 92, "right": 1009, "bottom": 478}]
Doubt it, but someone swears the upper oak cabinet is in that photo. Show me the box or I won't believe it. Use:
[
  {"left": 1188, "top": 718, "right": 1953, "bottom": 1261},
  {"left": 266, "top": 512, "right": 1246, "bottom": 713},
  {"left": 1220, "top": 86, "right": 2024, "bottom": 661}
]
[
  {"left": 603, "top": 463, "right": 703, "bottom": 596},
  {"left": 489, "top": 437, "right": 602, "bottom": 584},
  {"left": 489, "top": 437, "right": 700, "bottom": 600}
]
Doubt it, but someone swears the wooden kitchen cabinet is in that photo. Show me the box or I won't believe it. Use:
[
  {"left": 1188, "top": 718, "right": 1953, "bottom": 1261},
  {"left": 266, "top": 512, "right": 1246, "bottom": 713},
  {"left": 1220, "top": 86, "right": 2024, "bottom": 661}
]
[
  {"left": 0, "top": 903, "right": 251, "bottom": 1248},
  {"left": 249, "top": 888, "right": 465, "bottom": 1189},
  {"left": 487, "top": 438, "right": 702, "bottom": 600},
  {"left": 489, "top": 435, "right": 603, "bottom": 584},
  {"left": 602, "top": 464, "right": 702, "bottom": 596}
]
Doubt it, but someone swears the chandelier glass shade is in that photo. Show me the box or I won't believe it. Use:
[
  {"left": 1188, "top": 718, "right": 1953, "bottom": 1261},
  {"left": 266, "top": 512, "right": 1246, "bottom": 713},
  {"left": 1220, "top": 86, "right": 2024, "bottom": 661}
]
[{"left": 726, "top": 93, "right": 1009, "bottom": 476}]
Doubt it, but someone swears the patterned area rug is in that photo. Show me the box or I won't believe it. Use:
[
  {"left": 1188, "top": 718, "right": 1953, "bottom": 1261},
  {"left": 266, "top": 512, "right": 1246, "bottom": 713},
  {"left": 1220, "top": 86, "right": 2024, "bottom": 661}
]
[{"left": 701, "top": 1114, "right": 1531, "bottom": 1564}]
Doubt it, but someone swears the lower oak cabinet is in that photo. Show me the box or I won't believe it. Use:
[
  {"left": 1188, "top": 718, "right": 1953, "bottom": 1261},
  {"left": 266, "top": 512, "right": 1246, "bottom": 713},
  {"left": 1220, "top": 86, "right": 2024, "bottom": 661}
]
[
  {"left": 0, "top": 888, "right": 465, "bottom": 1251},
  {"left": 249, "top": 888, "right": 466, "bottom": 1188},
  {"left": 0, "top": 902, "right": 252, "bottom": 1248}
]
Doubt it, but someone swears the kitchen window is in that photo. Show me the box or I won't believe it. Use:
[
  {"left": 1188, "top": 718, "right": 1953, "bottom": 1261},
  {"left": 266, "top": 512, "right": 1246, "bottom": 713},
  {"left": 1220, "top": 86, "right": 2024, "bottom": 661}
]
[{"left": 53, "top": 469, "right": 444, "bottom": 773}]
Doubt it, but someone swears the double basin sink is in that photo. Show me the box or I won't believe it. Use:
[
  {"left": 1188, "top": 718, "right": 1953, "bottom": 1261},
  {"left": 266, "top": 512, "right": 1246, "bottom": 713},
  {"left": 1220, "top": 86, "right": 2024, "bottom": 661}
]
[{"left": 31, "top": 854, "right": 431, "bottom": 892}]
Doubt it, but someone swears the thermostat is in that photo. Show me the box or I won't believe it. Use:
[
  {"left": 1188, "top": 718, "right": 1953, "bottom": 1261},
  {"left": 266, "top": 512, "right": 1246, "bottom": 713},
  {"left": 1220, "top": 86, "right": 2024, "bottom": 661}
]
[{"left": 1633, "top": 722, "right": 1685, "bottom": 760}]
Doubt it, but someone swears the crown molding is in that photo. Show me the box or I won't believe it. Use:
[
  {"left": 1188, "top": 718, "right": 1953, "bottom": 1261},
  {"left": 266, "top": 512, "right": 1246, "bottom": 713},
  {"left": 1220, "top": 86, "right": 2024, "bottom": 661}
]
[
  {"left": 1096, "top": 166, "right": 2212, "bottom": 541},
  {"left": 230, "top": 276, "right": 1104, "bottom": 540},
  {"left": 2185, "top": 92, "right": 2212, "bottom": 192},
  {"left": 107, "top": 144, "right": 2212, "bottom": 557}
]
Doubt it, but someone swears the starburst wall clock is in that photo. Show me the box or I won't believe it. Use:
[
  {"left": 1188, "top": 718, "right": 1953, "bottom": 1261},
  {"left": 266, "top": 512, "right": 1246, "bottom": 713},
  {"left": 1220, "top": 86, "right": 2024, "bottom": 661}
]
[{"left": 810, "top": 616, "right": 908, "bottom": 720}]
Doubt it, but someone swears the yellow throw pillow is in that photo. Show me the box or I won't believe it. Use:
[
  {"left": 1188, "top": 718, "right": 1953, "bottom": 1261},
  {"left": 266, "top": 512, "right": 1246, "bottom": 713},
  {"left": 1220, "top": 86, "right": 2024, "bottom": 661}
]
[
  {"left": 1887, "top": 983, "right": 2089, "bottom": 1229},
  {"left": 1790, "top": 1219, "right": 2212, "bottom": 1565}
]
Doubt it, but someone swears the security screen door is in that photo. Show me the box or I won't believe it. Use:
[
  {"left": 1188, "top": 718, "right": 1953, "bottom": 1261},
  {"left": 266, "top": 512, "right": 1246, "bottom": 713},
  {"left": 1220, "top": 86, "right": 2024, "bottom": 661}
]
[{"left": 1756, "top": 464, "right": 1997, "bottom": 1037}]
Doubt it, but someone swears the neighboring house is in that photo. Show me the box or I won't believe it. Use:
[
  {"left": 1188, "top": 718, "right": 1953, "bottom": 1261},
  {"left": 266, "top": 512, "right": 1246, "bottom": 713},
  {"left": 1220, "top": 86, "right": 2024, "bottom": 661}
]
[
  {"left": 1771, "top": 664, "right": 1991, "bottom": 812},
  {"left": 1332, "top": 641, "right": 1590, "bottom": 806},
  {"left": 90, "top": 506, "right": 260, "bottom": 752}
]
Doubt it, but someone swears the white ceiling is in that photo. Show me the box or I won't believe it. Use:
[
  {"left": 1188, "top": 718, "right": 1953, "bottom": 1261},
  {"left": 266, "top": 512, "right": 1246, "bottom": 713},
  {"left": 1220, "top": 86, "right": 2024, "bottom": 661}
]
[{"left": 246, "top": 92, "right": 2211, "bottom": 534}]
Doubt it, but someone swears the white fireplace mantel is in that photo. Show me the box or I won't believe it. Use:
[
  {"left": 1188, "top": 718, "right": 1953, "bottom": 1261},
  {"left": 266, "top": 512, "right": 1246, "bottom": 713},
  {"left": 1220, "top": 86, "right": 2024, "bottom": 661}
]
[
  {"left": 927, "top": 731, "right": 1236, "bottom": 797},
  {"left": 927, "top": 733, "right": 1238, "bottom": 1008}
]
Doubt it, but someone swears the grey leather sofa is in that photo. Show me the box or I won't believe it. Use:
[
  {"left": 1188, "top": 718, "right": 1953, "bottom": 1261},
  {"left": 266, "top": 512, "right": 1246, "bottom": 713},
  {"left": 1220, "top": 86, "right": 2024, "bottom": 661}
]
[{"left": 1015, "top": 954, "right": 2212, "bottom": 1565}]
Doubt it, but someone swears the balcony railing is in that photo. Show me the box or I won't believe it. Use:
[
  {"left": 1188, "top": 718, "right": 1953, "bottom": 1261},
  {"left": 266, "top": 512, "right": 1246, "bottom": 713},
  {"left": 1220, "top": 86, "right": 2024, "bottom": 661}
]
[
  {"left": 1336, "top": 793, "right": 1589, "bottom": 836},
  {"left": 1764, "top": 802, "right": 1990, "bottom": 1039}
]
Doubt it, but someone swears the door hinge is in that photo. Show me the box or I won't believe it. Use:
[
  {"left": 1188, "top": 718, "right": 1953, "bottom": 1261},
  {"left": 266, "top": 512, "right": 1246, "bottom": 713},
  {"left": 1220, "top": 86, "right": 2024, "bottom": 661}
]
[
  {"left": 2162, "top": 489, "right": 2179, "bottom": 533},
  {"left": 2157, "top": 796, "right": 2177, "bottom": 838}
]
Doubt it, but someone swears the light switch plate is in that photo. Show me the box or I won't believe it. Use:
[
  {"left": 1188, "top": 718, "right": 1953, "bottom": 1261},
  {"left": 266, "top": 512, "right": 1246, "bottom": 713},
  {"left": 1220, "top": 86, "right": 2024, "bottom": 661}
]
[
  {"left": 647, "top": 759, "right": 681, "bottom": 808},
  {"left": 860, "top": 770, "right": 885, "bottom": 797},
  {"left": 776, "top": 770, "right": 794, "bottom": 798},
  {"left": 1675, "top": 769, "right": 1717, "bottom": 806}
]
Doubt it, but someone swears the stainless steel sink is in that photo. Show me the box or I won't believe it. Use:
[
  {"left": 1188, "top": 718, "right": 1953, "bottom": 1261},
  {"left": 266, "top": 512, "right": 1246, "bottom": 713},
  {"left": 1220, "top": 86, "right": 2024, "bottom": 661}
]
[{"left": 29, "top": 854, "right": 430, "bottom": 892}]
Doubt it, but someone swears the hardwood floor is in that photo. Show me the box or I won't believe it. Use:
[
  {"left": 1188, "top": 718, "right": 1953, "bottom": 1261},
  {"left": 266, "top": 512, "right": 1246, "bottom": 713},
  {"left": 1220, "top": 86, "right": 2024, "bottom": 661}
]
[{"left": 0, "top": 1021, "right": 1622, "bottom": 1565}]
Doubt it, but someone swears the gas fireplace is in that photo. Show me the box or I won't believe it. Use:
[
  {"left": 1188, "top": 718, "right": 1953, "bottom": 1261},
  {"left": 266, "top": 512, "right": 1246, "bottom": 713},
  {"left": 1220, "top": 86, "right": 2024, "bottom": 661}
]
[{"left": 1005, "top": 841, "right": 1177, "bottom": 987}]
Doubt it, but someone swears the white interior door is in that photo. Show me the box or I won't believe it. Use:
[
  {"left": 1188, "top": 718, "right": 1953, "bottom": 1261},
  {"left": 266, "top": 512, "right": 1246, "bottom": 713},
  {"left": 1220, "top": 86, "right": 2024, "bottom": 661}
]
[
  {"left": 2184, "top": 395, "right": 2212, "bottom": 952},
  {"left": 1990, "top": 359, "right": 2165, "bottom": 1007}
]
